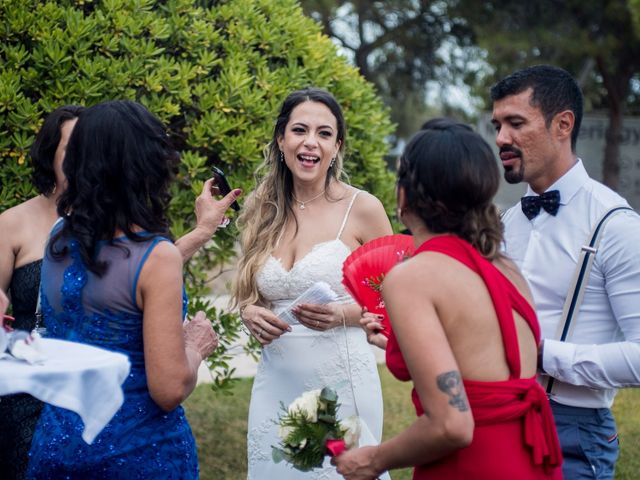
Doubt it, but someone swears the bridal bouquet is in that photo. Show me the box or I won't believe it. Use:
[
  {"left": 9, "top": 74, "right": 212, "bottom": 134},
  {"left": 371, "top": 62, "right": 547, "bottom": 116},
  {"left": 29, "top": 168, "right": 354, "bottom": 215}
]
[{"left": 272, "top": 387, "right": 360, "bottom": 472}]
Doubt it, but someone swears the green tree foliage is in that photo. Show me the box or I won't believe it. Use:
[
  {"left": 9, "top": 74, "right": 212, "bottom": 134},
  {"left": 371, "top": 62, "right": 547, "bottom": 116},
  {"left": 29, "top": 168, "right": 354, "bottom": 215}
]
[
  {"left": 630, "top": 0, "right": 640, "bottom": 34},
  {"left": 0, "top": 0, "right": 394, "bottom": 390},
  {"left": 300, "top": 0, "right": 477, "bottom": 138},
  {"left": 453, "top": 0, "right": 640, "bottom": 190}
]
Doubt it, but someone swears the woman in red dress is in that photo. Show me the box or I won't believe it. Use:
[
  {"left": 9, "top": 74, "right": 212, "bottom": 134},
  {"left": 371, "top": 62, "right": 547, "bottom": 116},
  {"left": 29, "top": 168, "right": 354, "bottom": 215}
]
[{"left": 334, "top": 119, "right": 562, "bottom": 479}]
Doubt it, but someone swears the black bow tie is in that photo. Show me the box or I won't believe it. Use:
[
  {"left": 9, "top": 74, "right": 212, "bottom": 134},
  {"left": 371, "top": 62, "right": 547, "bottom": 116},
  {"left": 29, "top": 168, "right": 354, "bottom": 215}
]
[{"left": 520, "top": 190, "right": 561, "bottom": 220}]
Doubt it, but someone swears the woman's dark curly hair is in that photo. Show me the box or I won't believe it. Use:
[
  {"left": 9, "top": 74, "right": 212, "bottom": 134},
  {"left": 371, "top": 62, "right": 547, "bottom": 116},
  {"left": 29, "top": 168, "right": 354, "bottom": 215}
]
[
  {"left": 49, "top": 100, "right": 179, "bottom": 275},
  {"left": 30, "top": 105, "right": 84, "bottom": 195},
  {"left": 398, "top": 118, "right": 503, "bottom": 260}
]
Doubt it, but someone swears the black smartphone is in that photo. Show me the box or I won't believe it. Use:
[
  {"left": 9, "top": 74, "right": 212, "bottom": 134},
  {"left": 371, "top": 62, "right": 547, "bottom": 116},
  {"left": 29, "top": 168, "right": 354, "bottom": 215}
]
[{"left": 211, "top": 166, "right": 240, "bottom": 211}]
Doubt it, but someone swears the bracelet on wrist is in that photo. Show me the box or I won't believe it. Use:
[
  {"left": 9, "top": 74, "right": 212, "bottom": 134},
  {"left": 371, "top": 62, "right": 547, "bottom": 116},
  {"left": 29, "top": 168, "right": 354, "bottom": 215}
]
[{"left": 339, "top": 305, "right": 346, "bottom": 326}]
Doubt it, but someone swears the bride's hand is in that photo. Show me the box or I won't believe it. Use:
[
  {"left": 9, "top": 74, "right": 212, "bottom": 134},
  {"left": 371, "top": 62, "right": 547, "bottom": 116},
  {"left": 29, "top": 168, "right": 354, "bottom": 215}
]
[
  {"left": 292, "top": 302, "right": 344, "bottom": 331},
  {"left": 241, "top": 305, "right": 291, "bottom": 345}
]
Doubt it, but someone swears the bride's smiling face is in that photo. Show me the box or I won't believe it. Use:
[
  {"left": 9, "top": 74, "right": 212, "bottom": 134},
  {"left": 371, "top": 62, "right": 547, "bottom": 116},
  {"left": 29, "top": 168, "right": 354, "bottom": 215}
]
[{"left": 277, "top": 101, "right": 341, "bottom": 184}]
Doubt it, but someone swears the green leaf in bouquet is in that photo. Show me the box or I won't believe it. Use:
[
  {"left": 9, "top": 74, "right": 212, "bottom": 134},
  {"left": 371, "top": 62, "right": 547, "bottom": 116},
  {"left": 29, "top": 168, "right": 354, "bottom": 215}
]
[
  {"left": 285, "top": 422, "right": 328, "bottom": 471},
  {"left": 271, "top": 446, "right": 288, "bottom": 464},
  {"left": 317, "top": 413, "right": 336, "bottom": 424},
  {"left": 320, "top": 387, "right": 338, "bottom": 404}
]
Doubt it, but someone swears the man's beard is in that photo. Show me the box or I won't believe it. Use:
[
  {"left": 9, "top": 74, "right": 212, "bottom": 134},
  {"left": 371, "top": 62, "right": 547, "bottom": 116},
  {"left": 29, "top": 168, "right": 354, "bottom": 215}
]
[
  {"left": 500, "top": 146, "right": 524, "bottom": 184},
  {"left": 504, "top": 163, "right": 524, "bottom": 184}
]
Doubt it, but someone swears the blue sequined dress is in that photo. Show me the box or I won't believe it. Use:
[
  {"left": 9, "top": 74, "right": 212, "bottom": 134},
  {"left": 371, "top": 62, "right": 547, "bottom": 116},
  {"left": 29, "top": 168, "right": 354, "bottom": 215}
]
[{"left": 27, "top": 230, "right": 198, "bottom": 479}]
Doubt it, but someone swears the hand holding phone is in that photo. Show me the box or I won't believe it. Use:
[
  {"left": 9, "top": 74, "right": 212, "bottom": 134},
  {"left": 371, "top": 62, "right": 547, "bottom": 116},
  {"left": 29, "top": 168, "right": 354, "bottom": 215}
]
[{"left": 211, "top": 166, "right": 240, "bottom": 211}]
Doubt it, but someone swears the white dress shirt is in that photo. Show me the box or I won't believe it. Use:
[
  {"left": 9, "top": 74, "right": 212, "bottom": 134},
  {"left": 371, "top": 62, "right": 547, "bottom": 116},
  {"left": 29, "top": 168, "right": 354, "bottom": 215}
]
[{"left": 502, "top": 160, "right": 640, "bottom": 408}]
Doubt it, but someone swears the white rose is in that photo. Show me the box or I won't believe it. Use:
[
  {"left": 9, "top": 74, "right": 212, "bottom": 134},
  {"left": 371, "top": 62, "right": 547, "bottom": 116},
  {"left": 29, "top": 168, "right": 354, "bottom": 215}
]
[
  {"left": 288, "top": 389, "right": 321, "bottom": 422},
  {"left": 278, "top": 425, "right": 294, "bottom": 442},
  {"left": 341, "top": 416, "right": 361, "bottom": 449}
]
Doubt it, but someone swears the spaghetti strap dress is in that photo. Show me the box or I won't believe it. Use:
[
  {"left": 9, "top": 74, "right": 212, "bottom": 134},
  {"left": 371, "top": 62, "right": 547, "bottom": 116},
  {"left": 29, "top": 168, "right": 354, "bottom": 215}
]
[
  {"left": 247, "top": 191, "right": 388, "bottom": 479},
  {"left": 386, "top": 235, "right": 563, "bottom": 480}
]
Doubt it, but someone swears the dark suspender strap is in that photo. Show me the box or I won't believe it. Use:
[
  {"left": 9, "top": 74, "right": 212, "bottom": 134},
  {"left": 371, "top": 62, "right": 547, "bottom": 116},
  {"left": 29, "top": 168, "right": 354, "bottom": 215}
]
[{"left": 545, "top": 206, "right": 633, "bottom": 394}]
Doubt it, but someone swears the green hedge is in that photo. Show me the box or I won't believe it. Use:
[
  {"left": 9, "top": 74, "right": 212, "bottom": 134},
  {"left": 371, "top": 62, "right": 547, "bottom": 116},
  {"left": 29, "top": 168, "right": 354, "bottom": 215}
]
[{"left": 0, "top": 0, "right": 395, "bottom": 389}]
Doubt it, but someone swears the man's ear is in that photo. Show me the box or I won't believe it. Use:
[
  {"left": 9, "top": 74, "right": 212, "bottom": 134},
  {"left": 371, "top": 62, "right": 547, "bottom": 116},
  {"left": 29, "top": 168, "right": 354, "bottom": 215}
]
[{"left": 554, "top": 110, "right": 575, "bottom": 144}]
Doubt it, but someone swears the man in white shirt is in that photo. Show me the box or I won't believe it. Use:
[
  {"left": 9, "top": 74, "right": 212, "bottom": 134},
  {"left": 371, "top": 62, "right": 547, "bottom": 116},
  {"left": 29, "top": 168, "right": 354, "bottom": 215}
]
[{"left": 491, "top": 65, "right": 640, "bottom": 480}]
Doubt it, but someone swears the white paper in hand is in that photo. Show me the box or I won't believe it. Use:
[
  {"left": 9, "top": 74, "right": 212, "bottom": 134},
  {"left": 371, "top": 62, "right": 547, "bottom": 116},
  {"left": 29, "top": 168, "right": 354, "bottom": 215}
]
[{"left": 278, "top": 281, "right": 338, "bottom": 324}]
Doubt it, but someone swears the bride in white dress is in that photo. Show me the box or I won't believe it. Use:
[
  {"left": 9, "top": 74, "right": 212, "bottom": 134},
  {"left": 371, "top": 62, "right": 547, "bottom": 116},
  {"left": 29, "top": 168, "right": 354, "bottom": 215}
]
[{"left": 232, "top": 88, "right": 392, "bottom": 479}]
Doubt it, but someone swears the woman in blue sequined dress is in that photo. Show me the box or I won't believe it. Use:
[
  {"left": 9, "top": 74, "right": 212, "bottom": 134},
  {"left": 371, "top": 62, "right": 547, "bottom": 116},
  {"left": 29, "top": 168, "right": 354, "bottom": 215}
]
[{"left": 27, "top": 100, "right": 239, "bottom": 479}]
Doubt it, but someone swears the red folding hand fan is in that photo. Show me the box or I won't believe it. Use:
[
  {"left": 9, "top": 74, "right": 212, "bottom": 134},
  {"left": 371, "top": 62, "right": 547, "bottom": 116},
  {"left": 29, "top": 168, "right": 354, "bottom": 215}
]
[{"left": 342, "top": 234, "right": 414, "bottom": 336}]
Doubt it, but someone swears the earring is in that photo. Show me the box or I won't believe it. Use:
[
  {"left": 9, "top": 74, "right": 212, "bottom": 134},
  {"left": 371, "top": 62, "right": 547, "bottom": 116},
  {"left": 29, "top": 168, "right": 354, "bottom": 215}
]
[
  {"left": 52, "top": 185, "right": 57, "bottom": 195},
  {"left": 279, "top": 151, "right": 284, "bottom": 162},
  {"left": 329, "top": 157, "right": 335, "bottom": 168}
]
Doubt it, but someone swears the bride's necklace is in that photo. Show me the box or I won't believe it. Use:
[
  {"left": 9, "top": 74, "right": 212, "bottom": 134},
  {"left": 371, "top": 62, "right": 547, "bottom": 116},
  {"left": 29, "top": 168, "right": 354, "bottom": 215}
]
[{"left": 292, "top": 189, "right": 326, "bottom": 209}]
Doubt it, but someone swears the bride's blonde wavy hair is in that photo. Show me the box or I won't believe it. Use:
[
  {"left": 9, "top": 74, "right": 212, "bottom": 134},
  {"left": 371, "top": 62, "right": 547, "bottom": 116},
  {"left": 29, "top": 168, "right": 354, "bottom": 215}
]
[{"left": 231, "top": 88, "right": 347, "bottom": 310}]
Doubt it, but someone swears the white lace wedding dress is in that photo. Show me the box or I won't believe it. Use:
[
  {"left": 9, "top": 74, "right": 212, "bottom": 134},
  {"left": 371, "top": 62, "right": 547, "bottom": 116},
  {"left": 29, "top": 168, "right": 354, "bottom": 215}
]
[{"left": 247, "top": 192, "right": 389, "bottom": 479}]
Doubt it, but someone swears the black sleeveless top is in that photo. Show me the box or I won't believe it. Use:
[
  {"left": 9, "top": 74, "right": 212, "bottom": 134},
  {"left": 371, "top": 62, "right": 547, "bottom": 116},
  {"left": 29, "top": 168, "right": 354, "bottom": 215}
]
[
  {"left": 1, "top": 259, "right": 44, "bottom": 480},
  {"left": 8, "top": 259, "right": 42, "bottom": 331}
]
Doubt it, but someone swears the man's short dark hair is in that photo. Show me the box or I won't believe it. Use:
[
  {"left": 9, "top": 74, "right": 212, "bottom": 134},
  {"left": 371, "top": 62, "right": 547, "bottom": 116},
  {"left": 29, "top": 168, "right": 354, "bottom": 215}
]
[{"left": 490, "top": 65, "right": 583, "bottom": 151}]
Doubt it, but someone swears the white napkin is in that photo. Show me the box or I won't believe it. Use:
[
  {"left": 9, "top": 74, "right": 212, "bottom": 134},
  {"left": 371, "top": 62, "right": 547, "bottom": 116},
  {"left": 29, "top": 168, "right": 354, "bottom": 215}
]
[
  {"left": 0, "top": 328, "right": 7, "bottom": 355},
  {"left": 277, "top": 281, "right": 338, "bottom": 324},
  {"left": 0, "top": 338, "right": 130, "bottom": 444}
]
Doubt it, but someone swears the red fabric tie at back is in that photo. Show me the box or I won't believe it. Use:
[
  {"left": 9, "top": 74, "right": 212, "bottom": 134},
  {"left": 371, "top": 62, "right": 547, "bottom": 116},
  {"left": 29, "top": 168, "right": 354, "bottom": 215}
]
[{"left": 465, "top": 378, "right": 562, "bottom": 473}]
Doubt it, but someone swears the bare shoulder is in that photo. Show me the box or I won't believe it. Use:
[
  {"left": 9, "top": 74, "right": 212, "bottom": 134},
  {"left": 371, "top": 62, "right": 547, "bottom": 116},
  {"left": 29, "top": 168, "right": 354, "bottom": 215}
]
[
  {"left": 351, "top": 189, "right": 385, "bottom": 215},
  {"left": 0, "top": 197, "right": 45, "bottom": 242},
  {"left": 383, "top": 257, "right": 415, "bottom": 290},
  {"left": 143, "top": 239, "right": 182, "bottom": 268},
  {"left": 0, "top": 206, "right": 19, "bottom": 233},
  {"left": 135, "top": 239, "right": 183, "bottom": 309},
  {"left": 0, "top": 198, "right": 36, "bottom": 228},
  {"left": 494, "top": 256, "right": 534, "bottom": 303},
  {"left": 384, "top": 250, "right": 447, "bottom": 295},
  {"left": 346, "top": 188, "right": 392, "bottom": 242}
]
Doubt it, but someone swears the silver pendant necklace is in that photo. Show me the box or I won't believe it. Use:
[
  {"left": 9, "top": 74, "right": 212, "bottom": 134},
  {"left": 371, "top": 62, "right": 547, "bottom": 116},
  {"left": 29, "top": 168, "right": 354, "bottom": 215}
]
[{"left": 292, "top": 189, "right": 326, "bottom": 209}]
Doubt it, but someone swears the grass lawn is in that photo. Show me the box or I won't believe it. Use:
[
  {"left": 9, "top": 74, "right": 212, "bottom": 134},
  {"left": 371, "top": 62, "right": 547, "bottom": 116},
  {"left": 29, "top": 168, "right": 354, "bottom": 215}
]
[{"left": 185, "top": 368, "right": 640, "bottom": 480}]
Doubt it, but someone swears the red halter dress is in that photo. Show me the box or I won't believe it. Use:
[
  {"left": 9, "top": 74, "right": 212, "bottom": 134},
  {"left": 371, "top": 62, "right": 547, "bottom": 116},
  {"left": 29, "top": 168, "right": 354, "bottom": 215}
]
[{"left": 385, "top": 235, "right": 563, "bottom": 479}]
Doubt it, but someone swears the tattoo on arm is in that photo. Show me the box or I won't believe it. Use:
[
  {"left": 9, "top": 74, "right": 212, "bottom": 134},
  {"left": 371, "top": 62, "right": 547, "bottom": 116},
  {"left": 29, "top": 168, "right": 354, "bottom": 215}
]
[{"left": 436, "top": 371, "right": 469, "bottom": 412}]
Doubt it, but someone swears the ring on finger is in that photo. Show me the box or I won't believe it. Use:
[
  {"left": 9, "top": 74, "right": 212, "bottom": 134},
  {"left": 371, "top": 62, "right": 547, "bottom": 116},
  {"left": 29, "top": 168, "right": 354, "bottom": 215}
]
[
  {"left": 257, "top": 328, "right": 263, "bottom": 338},
  {"left": 316, "top": 320, "right": 320, "bottom": 328}
]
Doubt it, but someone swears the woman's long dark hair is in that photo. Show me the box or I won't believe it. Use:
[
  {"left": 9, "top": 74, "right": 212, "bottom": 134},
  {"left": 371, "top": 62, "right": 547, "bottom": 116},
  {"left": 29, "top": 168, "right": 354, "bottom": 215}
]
[
  {"left": 30, "top": 105, "right": 84, "bottom": 196},
  {"left": 49, "top": 100, "right": 179, "bottom": 275},
  {"left": 398, "top": 118, "right": 503, "bottom": 259}
]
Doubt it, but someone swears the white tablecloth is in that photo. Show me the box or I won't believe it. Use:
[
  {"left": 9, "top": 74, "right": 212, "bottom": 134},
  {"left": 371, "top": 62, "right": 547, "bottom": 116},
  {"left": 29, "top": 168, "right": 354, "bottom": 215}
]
[{"left": 0, "top": 338, "right": 130, "bottom": 444}]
